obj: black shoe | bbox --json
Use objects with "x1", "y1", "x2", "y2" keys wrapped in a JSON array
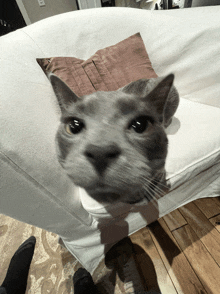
[
  {"x1": 1, "y1": 236, "x2": 36, "y2": 294},
  {"x1": 73, "y1": 268, "x2": 97, "y2": 294}
]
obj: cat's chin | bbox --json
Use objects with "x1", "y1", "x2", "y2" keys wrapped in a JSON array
[
  {"x1": 123, "y1": 198, "x2": 144, "y2": 205},
  {"x1": 89, "y1": 192, "x2": 121, "y2": 203},
  {"x1": 85, "y1": 186, "x2": 122, "y2": 203},
  {"x1": 85, "y1": 187, "x2": 145, "y2": 204}
]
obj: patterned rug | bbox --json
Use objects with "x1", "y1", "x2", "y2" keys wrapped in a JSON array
[{"x1": 0, "y1": 214, "x2": 145, "y2": 293}]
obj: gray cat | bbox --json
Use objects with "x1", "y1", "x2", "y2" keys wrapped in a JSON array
[{"x1": 49, "y1": 74, "x2": 179, "y2": 204}]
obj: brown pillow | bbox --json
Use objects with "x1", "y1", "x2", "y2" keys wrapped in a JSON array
[{"x1": 37, "y1": 33, "x2": 157, "y2": 97}]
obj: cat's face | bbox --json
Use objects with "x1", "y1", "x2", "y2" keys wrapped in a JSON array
[{"x1": 50, "y1": 74, "x2": 174, "y2": 204}]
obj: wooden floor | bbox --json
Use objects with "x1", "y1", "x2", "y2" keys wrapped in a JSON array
[
  {"x1": 1, "y1": 197, "x2": 220, "y2": 293},
  {"x1": 130, "y1": 197, "x2": 220, "y2": 294}
]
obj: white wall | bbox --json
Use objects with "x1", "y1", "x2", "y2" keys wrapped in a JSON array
[{"x1": 17, "y1": 0, "x2": 78, "y2": 24}]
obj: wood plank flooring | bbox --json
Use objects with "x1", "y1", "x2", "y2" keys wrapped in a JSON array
[
  {"x1": 130, "y1": 197, "x2": 220, "y2": 294},
  {"x1": 1, "y1": 197, "x2": 220, "y2": 293}
]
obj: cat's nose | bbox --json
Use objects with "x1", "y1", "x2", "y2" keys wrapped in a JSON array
[{"x1": 84, "y1": 144, "x2": 121, "y2": 175}]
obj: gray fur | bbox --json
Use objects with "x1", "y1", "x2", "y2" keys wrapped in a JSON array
[{"x1": 49, "y1": 74, "x2": 179, "y2": 204}]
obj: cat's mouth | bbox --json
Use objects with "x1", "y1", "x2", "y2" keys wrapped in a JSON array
[
  {"x1": 86, "y1": 188, "x2": 121, "y2": 203},
  {"x1": 79, "y1": 170, "x2": 169, "y2": 204},
  {"x1": 85, "y1": 185, "x2": 145, "y2": 204}
]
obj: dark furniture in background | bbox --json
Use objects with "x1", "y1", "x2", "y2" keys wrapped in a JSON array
[
  {"x1": 101, "y1": 0, "x2": 115, "y2": 7},
  {"x1": 0, "y1": 0, "x2": 26, "y2": 36},
  {"x1": 157, "y1": 0, "x2": 193, "y2": 9}
]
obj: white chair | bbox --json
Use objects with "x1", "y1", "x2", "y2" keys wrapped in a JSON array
[{"x1": 1, "y1": 6, "x2": 220, "y2": 273}]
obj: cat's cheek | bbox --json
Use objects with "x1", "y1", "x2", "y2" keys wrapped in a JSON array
[
  {"x1": 55, "y1": 127, "x2": 74, "y2": 160},
  {"x1": 65, "y1": 158, "x2": 102, "y2": 188},
  {"x1": 150, "y1": 159, "x2": 166, "y2": 170}
]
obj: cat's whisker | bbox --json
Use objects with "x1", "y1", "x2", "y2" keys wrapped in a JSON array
[
  {"x1": 142, "y1": 178, "x2": 165, "y2": 195},
  {"x1": 150, "y1": 182, "x2": 168, "y2": 195},
  {"x1": 145, "y1": 176, "x2": 169, "y2": 192},
  {"x1": 149, "y1": 185, "x2": 167, "y2": 199},
  {"x1": 142, "y1": 189, "x2": 153, "y2": 202},
  {"x1": 148, "y1": 188, "x2": 161, "y2": 200},
  {"x1": 142, "y1": 185, "x2": 158, "y2": 199},
  {"x1": 142, "y1": 188, "x2": 160, "y2": 208},
  {"x1": 145, "y1": 179, "x2": 165, "y2": 191},
  {"x1": 141, "y1": 182, "x2": 160, "y2": 201},
  {"x1": 141, "y1": 175, "x2": 168, "y2": 200}
]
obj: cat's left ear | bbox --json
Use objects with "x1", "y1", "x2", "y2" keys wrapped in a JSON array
[
  {"x1": 49, "y1": 73, "x2": 80, "y2": 113},
  {"x1": 147, "y1": 74, "x2": 174, "y2": 116}
]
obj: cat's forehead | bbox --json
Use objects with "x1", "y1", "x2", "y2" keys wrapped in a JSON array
[{"x1": 75, "y1": 91, "x2": 138, "y2": 117}]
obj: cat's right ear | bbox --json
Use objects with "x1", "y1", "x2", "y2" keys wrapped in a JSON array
[{"x1": 49, "y1": 73, "x2": 80, "y2": 113}]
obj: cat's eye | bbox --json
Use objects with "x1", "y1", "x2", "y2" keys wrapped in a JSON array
[
  {"x1": 66, "y1": 119, "x2": 84, "y2": 135},
  {"x1": 129, "y1": 116, "x2": 152, "y2": 133}
]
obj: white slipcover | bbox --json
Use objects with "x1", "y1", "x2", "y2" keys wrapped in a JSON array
[{"x1": 1, "y1": 6, "x2": 220, "y2": 273}]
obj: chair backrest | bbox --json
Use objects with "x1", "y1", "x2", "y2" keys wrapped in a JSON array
[{"x1": 1, "y1": 6, "x2": 220, "y2": 273}]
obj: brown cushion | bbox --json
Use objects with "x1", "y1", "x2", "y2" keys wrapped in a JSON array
[{"x1": 37, "y1": 33, "x2": 157, "y2": 97}]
